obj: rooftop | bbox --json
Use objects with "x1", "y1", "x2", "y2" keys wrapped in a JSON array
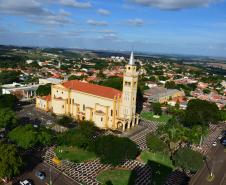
[{"x1": 62, "y1": 80, "x2": 122, "y2": 100}]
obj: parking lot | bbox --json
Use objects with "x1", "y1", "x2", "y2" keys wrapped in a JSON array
[{"x1": 16, "y1": 103, "x2": 56, "y2": 126}]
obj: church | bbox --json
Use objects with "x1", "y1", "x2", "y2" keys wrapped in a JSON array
[{"x1": 36, "y1": 52, "x2": 139, "y2": 131}]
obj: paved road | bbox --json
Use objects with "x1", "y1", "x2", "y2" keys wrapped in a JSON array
[
  {"x1": 16, "y1": 103, "x2": 56, "y2": 125},
  {"x1": 14, "y1": 162, "x2": 79, "y2": 185},
  {"x1": 190, "y1": 141, "x2": 226, "y2": 185}
]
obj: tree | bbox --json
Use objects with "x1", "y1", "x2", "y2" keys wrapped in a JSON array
[
  {"x1": 203, "y1": 88, "x2": 211, "y2": 94},
  {"x1": 152, "y1": 103, "x2": 162, "y2": 115},
  {"x1": 8, "y1": 124, "x2": 53, "y2": 149},
  {"x1": 0, "y1": 94, "x2": 18, "y2": 110},
  {"x1": 57, "y1": 121, "x2": 99, "y2": 150},
  {"x1": 68, "y1": 75, "x2": 84, "y2": 81},
  {"x1": 187, "y1": 125, "x2": 209, "y2": 145},
  {"x1": 37, "y1": 127, "x2": 53, "y2": 146},
  {"x1": 36, "y1": 83, "x2": 51, "y2": 96},
  {"x1": 183, "y1": 99, "x2": 220, "y2": 127},
  {"x1": 0, "y1": 71, "x2": 20, "y2": 84},
  {"x1": 0, "y1": 108, "x2": 17, "y2": 129},
  {"x1": 165, "y1": 81, "x2": 176, "y2": 89},
  {"x1": 99, "y1": 77, "x2": 123, "y2": 90},
  {"x1": 0, "y1": 142, "x2": 23, "y2": 179},
  {"x1": 173, "y1": 148, "x2": 203, "y2": 173},
  {"x1": 57, "y1": 115, "x2": 73, "y2": 126},
  {"x1": 94, "y1": 135, "x2": 139, "y2": 166},
  {"x1": 219, "y1": 110, "x2": 226, "y2": 121},
  {"x1": 146, "y1": 134, "x2": 169, "y2": 154}
]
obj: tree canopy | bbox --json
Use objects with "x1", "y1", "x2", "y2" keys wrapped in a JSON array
[
  {"x1": 0, "y1": 94, "x2": 18, "y2": 110},
  {"x1": 36, "y1": 83, "x2": 51, "y2": 96},
  {"x1": 173, "y1": 147, "x2": 203, "y2": 173},
  {"x1": 0, "y1": 108, "x2": 18, "y2": 129},
  {"x1": 57, "y1": 115, "x2": 73, "y2": 126},
  {"x1": 165, "y1": 81, "x2": 176, "y2": 89},
  {"x1": 146, "y1": 134, "x2": 169, "y2": 154},
  {"x1": 94, "y1": 135, "x2": 139, "y2": 166},
  {"x1": 0, "y1": 71, "x2": 20, "y2": 85},
  {"x1": 183, "y1": 99, "x2": 220, "y2": 127},
  {"x1": 57, "y1": 121, "x2": 99, "y2": 150},
  {"x1": 99, "y1": 77, "x2": 123, "y2": 91},
  {"x1": 8, "y1": 124, "x2": 53, "y2": 149},
  {"x1": 152, "y1": 103, "x2": 162, "y2": 115},
  {"x1": 0, "y1": 142, "x2": 23, "y2": 179}
]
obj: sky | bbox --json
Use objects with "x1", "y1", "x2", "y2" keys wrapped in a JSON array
[{"x1": 0, "y1": 0, "x2": 226, "y2": 57}]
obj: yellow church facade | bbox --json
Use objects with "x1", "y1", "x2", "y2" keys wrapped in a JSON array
[{"x1": 36, "y1": 52, "x2": 139, "y2": 131}]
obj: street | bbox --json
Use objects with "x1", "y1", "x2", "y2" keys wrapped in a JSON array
[
  {"x1": 14, "y1": 161, "x2": 79, "y2": 185},
  {"x1": 190, "y1": 141, "x2": 226, "y2": 185}
]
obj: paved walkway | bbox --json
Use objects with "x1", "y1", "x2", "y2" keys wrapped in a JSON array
[
  {"x1": 44, "y1": 147, "x2": 152, "y2": 185},
  {"x1": 43, "y1": 119, "x2": 160, "y2": 185},
  {"x1": 129, "y1": 120, "x2": 158, "y2": 150}
]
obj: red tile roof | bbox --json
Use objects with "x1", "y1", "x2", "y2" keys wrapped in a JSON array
[
  {"x1": 40, "y1": 95, "x2": 51, "y2": 101},
  {"x1": 62, "y1": 80, "x2": 122, "y2": 99}
]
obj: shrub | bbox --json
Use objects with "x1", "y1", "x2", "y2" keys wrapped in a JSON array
[{"x1": 146, "y1": 134, "x2": 169, "y2": 154}]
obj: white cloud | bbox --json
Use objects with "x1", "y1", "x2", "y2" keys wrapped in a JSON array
[
  {"x1": 0, "y1": 1, "x2": 73, "y2": 26},
  {"x1": 99, "y1": 30, "x2": 116, "y2": 34},
  {"x1": 0, "y1": 0, "x2": 50, "y2": 16},
  {"x1": 87, "y1": 19, "x2": 108, "y2": 26},
  {"x1": 98, "y1": 30, "x2": 118, "y2": 39},
  {"x1": 29, "y1": 13, "x2": 73, "y2": 26},
  {"x1": 97, "y1": 9, "x2": 111, "y2": 16},
  {"x1": 129, "y1": 0, "x2": 221, "y2": 10},
  {"x1": 58, "y1": 0, "x2": 92, "y2": 8},
  {"x1": 126, "y1": 18, "x2": 144, "y2": 26}
]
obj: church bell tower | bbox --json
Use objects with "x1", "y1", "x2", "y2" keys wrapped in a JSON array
[{"x1": 120, "y1": 52, "x2": 138, "y2": 122}]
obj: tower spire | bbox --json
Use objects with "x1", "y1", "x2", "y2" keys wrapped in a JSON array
[{"x1": 129, "y1": 51, "x2": 134, "y2": 65}]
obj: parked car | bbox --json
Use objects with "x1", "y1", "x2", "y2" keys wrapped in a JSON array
[
  {"x1": 221, "y1": 130, "x2": 226, "y2": 136},
  {"x1": 212, "y1": 141, "x2": 217, "y2": 147},
  {"x1": 220, "y1": 136, "x2": 226, "y2": 146},
  {"x1": 19, "y1": 180, "x2": 33, "y2": 185},
  {"x1": 218, "y1": 135, "x2": 223, "y2": 140},
  {"x1": 35, "y1": 171, "x2": 46, "y2": 180}
]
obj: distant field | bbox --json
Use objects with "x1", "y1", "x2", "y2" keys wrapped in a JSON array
[{"x1": 141, "y1": 111, "x2": 171, "y2": 124}]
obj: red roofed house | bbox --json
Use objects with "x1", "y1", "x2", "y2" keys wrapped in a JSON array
[{"x1": 36, "y1": 52, "x2": 139, "y2": 131}]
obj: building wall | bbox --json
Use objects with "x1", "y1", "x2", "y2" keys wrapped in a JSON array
[
  {"x1": 36, "y1": 97, "x2": 51, "y2": 111},
  {"x1": 120, "y1": 64, "x2": 138, "y2": 121},
  {"x1": 50, "y1": 84, "x2": 121, "y2": 129}
]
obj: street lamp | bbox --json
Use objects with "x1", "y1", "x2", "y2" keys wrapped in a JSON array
[
  {"x1": 49, "y1": 167, "x2": 52, "y2": 185},
  {"x1": 203, "y1": 156, "x2": 214, "y2": 181}
]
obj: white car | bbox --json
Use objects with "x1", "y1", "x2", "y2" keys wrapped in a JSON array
[
  {"x1": 218, "y1": 135, "x2": 223, "y2": 140},
  {"x1": 19, "y1": 180, "x2": 32, "y2": 185},
  {"x1": 212, "y1": 141, "x2": 217, "y2": 147}
]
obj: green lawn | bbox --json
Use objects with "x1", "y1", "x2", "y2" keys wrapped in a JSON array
[
  {"x1": 55, "y1": 146, "x2": 97, "y2": 163},
  {"x1": 97, "y1": 169, "x2": 135, "y2": 185},
  {"x1": 141, "y1": 111, "x2": 171, "y2": 124},
  {"x1": 140, "y1": 151, "x2": 174, "y2": 168},
  {"x1": 140, "y1": 151, "x2": 174, "y2": 185}
]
